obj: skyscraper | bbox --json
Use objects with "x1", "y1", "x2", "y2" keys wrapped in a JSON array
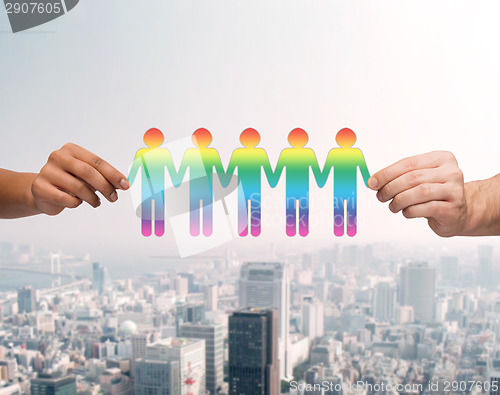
[
  {"x1": 373, "y1": 282, "x2": 396, "y2": 322},
  {"x1": 204, "y1": 284, "x2": 219, "y2": 311},
  {"x1": 175, "y1": 302, "x2": 206, "y2": 330},
  {"x1": 92, "y1": 262, "x2": 110, "y2": 295},
  {"x1": 145, "y1": 338, "x2": 206, "y2": 395},
  {"x1": 179, "y1": 322, "x2": 224, "y2": 395},
  {"x1": 17, "y1": 286, "x2": 36, "y2": 314},
  {"x1": 301, "y1": 297, "x2": 324, "y2": 340},
  {"x1": 134, "y1": 359, "x2": 180, "y2": 395},
  {"x1": 478, "y1": 245, "x2": 494, "y2": 287},
  {"x1": 399, "y1": 262, "x2": 436, "y2": 324},
  {"x1": 228, "y1": 308, "x2": 279, "y2": 395},
  {"x1": 30, "y1": 373, "x2": 76, "y2": 395},
  {"x1": 239, "y1": 262, "x2": 290, "y2": 378}
]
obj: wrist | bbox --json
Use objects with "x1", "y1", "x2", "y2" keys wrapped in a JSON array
[
  {"x1": 459, "y1": 181, "x2": 484, "y2": 236},
  {"x1": 25, "y1": 173, "x2": 42, "y2": 215}
]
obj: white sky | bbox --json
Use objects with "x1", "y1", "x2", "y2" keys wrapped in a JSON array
[{"x1": 1, "y1": 1, "x2": 500, "y2": 260}]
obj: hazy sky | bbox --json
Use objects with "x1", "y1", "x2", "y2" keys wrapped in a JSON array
[{"x1": 1, "y1": 1, "x2": 500, "y2": 261}]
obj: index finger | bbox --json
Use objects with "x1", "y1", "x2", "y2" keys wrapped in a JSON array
[
  {"x1": 63, "y1": 143, "x2": 130, "y2": 190},
  {"x1": 368, "y1": 151, "x2": 443, "y2": 190}
]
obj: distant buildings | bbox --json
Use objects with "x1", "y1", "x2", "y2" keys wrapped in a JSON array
[
  {"x1": 399, "y1": 262, "x2": 435, "y2": 324},
  {"x1": 239, "y1": 262, "x2": 291, "y2": 378},
  {"x1": 228, "y1": 308, "x2": 279, "y2": 395},
  {"x1": 17, "y1": 286, "x2": 36, "y2": 314}
]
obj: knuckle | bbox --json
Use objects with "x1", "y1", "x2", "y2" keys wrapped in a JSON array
[
  {"x1": 405, "y1": 157, "x2": 417, "y2": 172},
  {"x1": 48, "y1": 150, "x2": 62, "y2": 163},
  {"x1": 92, "y1": 155, "x2": 103, "y2": 167},
  {"x1": 62, "y1": 142, "x2": 75, "y2": 151},
  {"x1": 418, "y1": 183, "x2": 431, "y2": 197}
]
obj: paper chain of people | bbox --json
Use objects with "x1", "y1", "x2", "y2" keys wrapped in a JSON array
[{"x1": 128, "y1": 127, "x2": 370, "y2": 238}]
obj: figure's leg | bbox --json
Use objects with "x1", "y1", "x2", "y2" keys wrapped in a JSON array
[
  {"x1": 190, "y1": 196, "x2": 201, "y2": 237},
  {"x1": 202, "y1": 198, "x2": 213, "y2": 237},
  {"x1": 238, "y1": 186, "x2": 249, "y2": 236},
  {"x1": 154, "y1": 192, "x2": 165, "y2": 237},
  {"x1": 250, "y1": 192, "x2": 261, "y2": 237},
  {"x1": 333, "y1": 195, "x2": 345, "y2": 237},
  {"x1": 286, "y1": 196, "x2": 297, "y2": 237},
  {"x1": 298, "y1": 195, "x2": 309, "y2": 237},
  {"x1": 346, "y1": 193, "x2": 357, "y2": 237},
  {"x1": 141, "y1": 197, "x2": 152, "y2": 237}
]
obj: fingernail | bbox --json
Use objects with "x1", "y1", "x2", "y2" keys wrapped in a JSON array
[
  {"x1": 120, "y1": 179, "x2": 130, "y2": 190},
  {"x1": 368, "y1": 177, "x2": 378, "y2": 189},
  {"x1": 376, "y1": 192, "x2": 384, "y2": 202},
  {"x1": 110, "y1": 192, "x2": 118, "y2": 202},
  {"x1": 96, "y1": 199, "x2": 101, "y2": 208}
]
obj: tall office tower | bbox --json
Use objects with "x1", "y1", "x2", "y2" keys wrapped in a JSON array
[
  {"x1": 399, "y1": 262, "x2": 436, "y2": 324},
  {"x1": 30, "y1": 373, "x2": 76, "y2": 395},
  {"x1": 440, "y1": 256, "x2": 460, "y2": 285},
  {"x1": 179, "y1": 323, "x2": 224, "y2": 395},
  {"x1": 239, "y1": 262, "x2": 290, "y2": 379},
  {"x1": 131, "y1": 333, "x2": 150, "y2": 375},
  {"x1": 135, "y1": 359, "x2": 180, "y2": 395},
  {"x1": 17, "y1": 286, "x2": 36, "y2": 313},
  {"x1": 228, "y1": 308, "x2": 279, "y2": 395},
  {"x1": 372, "y1": 282, "x2": 396, "y2": 322},
  {"x1": 175, "y1": 302, "x2": 206, "y2": 331},
  {"x1": 145, "y1": 338, "x2": 206, "y2": 395},
  {"x1": 301, "y1": 297, "x2": 324, "y2": 340},
  {"x1": 478, "y1": 245, "x2": 494, "y2": 287},
  {"x1": 92, "y1": 262, "x2": 110, "y2": 295},
  {"x1": 488, "y1": 358, "x2": 500, "y2": 395},
  {"x1": 204, "y1": 284, "x2": 219, "y2": 311}
]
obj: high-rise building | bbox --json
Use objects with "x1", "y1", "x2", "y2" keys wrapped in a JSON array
[
  {"x1": 179, "y1": 322, "x2": 224, "y2": 395},
  {"x1": 301, "y1": 297, "x2": 324, "y2": 340},
  {"x1": 440, "y1": 256, "x2": 459, "y2": 285},
  {"x1": 132, "y1": 333, "x2": 149, "y2": 361},
  {"x1": 204, "y1": 284, "x2": 219, "y2": 311},
  {"x1": 175, "y1": 302, "x2": 205, "y2": 330},
  {"x1": 134, "y1": 359, "x2": 180, "y2": 395},
  {"x1": 373, "y1": 282, "x2": 396, "y2": 322},
  {"x1": 478, "y1": 245, "x2": 494, "y2": 287},
  {"x1": 488, "y1": 358, "x2": 500, "y2": 395},
  {"x1": 17, "y1": 286, "x2": 36, "y2": 314},
  {"x1": 239, "y1": 262, "x2": 290, "y2": 378},
  {"x1": 92, "y1": 262, "x2": 110, "y2": 295},
  {"x1": 399, "y1": 262, "x2": 435, "y2": 324},
  {"x1": 30, "y1": 373, "x2": 76, "y2": 395},
  {"x1": 145, "y1": 338, "x2": 206, "y2": 395},
  {"x1": 228, "y1": 308, "x2": 279, "y2": 395}
]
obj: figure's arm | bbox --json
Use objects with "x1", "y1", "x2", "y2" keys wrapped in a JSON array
[
  {"x1": 316, "y1": 153, "x2": 333, "y2": 188},
  {"x1": 262, "y1": 152, "x2": 275, "y2": 185},
  {"x1": 219, "y1": 154, "x2": 236, "y2": 188},
  {"x1": 1, "y1": 143, "x2": 129, "y2": 218},
  {"x1": 175, "y1": 152, "x2": 189, "y2": 188},
  {"x1": 212, "y1": 153, "x2": 231, "y2": 187},
  {"x1": 164, "y1": 151, "x2": 180, "y2": 187},
  {"x1": 267, "y1": 152, "x2": 285, "y2": 188},
  {"x1": 357, "y1": 150, "x2": 370, "y2": 187},
  {"x1": 369, "y1": 150, "x2": 500, "y2": 237},
  {"x1": 128, "y1": 152, "x2": 142, "y2": 186},
  {"x1": 310, "y1": 151, "x2": 326, "y2": 188}
]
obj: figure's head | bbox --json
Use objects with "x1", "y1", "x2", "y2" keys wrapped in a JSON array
[
  {"x1": 192, "y1": 128, "x2": 212, "y2": 148},
  {"x1": 336, "y1": 128, "x2": 357, "y2": 148},
  {"x1": 288, "y1": 128, "x2": 308, "y2": 148},
  {"x1": 143, "y1": 128, "x2": 164, "y2": 148},
  {"x1": 240, "y1": 128, "x2": 260, "y2": 148}
]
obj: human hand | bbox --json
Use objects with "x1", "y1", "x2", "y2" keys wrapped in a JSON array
[
  {"x1": 368, "y1": 151, "x2": 467, "y2": 237},
  {"x1": 31, "y1": 143, "x2": 130, "y2": 215}
]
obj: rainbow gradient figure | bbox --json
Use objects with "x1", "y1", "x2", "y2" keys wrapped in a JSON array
[
  {"x1": 321, "y1": 128, "x2": 370, "y2": 237},
  {"x1": 128, "y1": 128, "x2": 178, "y2": 237},
  {"x1": 176, "y1": 128, "x2": 226, "y2": 237},
  {"x1": 270, "y1": 128, "x2": 323, "y2": 237},
  {"x1": 223, "y1": 128, "x2": 274, "y2": 237}
]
